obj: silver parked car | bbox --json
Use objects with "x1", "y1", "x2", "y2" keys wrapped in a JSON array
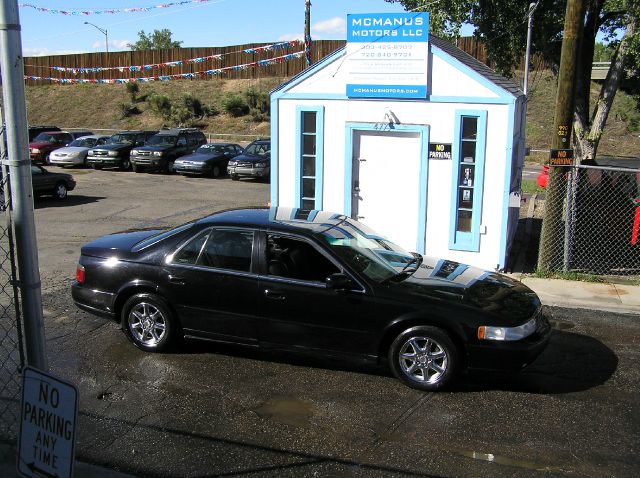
[{"x1": 49, "y1": 135, "x2": 110, "y2": 167}]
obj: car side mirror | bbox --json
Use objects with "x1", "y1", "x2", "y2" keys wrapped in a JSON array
[{"x1": 326, "y1": 273, "x2": 355, "y2": 291}]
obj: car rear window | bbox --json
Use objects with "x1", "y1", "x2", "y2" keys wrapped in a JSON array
[{"x1": 131, "y1": 222, "x2": 195, "y2": 252}]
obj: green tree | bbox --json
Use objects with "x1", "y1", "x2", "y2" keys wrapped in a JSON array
[
  {"x1": 385, "y1": 0, "x2": 640, "y2": 162},
  {"x1": 127, "y1": 29, "x2": 183, "y2": 50}
]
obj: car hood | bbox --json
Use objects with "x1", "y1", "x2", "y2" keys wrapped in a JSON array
[
  {"x1": 176, "y1": 153, "x2": 222, "y2": 163},
  {"x1": 80, "y1": 229, "x2": 163, "y2": 258},
  {"x1": 51, "y1": 147, "x2": 89, "y2": 155},
  {"x1": 389, "y1": 258, "x2": 540, "y2": 325},
  {"x1": 29, "y1": 141, "x2": 56, "y2": 149},
  {"x1": 233, "y1": 153, "x2": 269, "y2": 163},
  {"x1": 136, "y1": 145, "x2": 174, "y2": 152},
  {"x1": 92, "y1": 143, "x2": 134, "y2": 152}
]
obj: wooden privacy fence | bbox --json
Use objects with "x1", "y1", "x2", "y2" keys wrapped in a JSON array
[{"x1": 23, "y1": 37, "x2": 545, "y2": 86}]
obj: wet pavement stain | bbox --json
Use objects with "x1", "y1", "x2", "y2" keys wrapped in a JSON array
[{"x1": 253, "y1": 397, "x2": 315, "y2": 428}]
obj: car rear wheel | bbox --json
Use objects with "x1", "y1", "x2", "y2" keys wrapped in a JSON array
[
  {"x1": 388, "y1": 326, "x2": 459, "y2": 391},
  {"x1": 122, "y1": 293, "x2": 175, "y2": 352},
  {"x1": 53, "y1": 182, "x2": 68, "y2": 200}
]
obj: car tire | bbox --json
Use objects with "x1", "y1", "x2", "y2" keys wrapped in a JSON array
[
  {"x1": 122, "y1": 293, "x2": 175, "y2": 352},
  {"x1": 388, "y1": 326, "x2": 459, "y2": 391},
  {"x1": 121, "y1": 158, "x2": 131, "y2": 171},
  {"x1": 165, "y1": 159, "x2": 175, "y2": 174},
  {"x1": 231, "y1": 174, "x2": 239, "y2": 181},
  {"x1": 211, "y1": 165, "x2": 221, "y2": 178},
  {"x1": 92, "y1": 164, "x2": 102, "y2": 170},
  {"x1": 52, "y1": 182, "x2": 68, "y2": 200},
  {"x1": 132, "y1": 164, "x2": 140, "y2": 173}
]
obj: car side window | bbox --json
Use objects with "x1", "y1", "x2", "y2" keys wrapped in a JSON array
[
  {"x1": 177, "y1": 136, "x2": 187, "y2": 146},
  {"x1": 266, "y1": 234, "x2": 339, "y2": 283},
  {"x1": 173, "y1": 230, "x2": 210, "y2": 265},
  {"x1": 199, "y1": 229, "x2": 254, "y2": 272}
]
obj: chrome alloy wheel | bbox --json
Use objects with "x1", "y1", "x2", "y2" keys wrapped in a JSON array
[
  {"x1": 127, "y1": 302, "x2": 167, "y2": 347},
  {"x1": 398, "y1": 336, "x2": 448, "y2": 384}
]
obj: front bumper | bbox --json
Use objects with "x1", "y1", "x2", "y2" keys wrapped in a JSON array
[
  {"x1": 50, "y1": 156, "x2": 84, "y2": 166},
  {"x1": 228, "y1": 166, "x2": 270, "y2": 178},
  {"x1": 175, "y1": 163, "x2": 207, "y2": 175},
  {"x1": 467, "y1": 312, "x2": 552, "y2": 373},
  {"x1": 131, "y1": 157, "x2": 165, "y2": 172},
  {"x1": 87, "y1": 156, "x2": 123, "y2": 168}
]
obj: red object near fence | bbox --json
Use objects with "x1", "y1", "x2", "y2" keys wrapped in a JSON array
[{"x1": 632, "y1": 199, "x2": 640, "y2": 246}]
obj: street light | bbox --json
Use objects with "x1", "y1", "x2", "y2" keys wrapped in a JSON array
[{"x1": 84, "y1": 21, "x2": 108, "y2": 53}]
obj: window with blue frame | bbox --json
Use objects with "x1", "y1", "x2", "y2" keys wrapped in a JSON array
[
  {"x1": 296, "y1": 106, "x2": 324, "y2": 210},
  {"x1": 450, "y1": 110, "x2": 487, "y2": 251},
  {"x1": 301, "y1": 111, "x2": 317, "y2": 210}
]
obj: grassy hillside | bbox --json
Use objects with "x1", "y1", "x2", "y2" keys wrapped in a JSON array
[{"x1": 24, "y1": 71, "x2": 640, "y2": 157}]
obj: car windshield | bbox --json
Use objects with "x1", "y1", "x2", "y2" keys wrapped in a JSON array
[
  {"x1": 33, "y1": 133, "x2": 60, "y2": 143},
  {"x1": 244, "y1": 142, "x2": 269, "y2": 157},
  {"x1": 316, "y1": 217, "x2": 418, "y2": 283},
  {"x1": 196, "y1": 145, "x2": 225, "y2": 154},
  {"x1": 108, "y1": 134, "x2": 137, "y2": 144},
  {"x1": 147, "y1": 135, "x2": 178, "y2": 146},
  {"x1": 68, "y1": 138, "x2": 97, "y2": 148}
]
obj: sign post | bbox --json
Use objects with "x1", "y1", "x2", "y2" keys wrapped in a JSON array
[{"x1": 18, "y1": 367, "x2": 78, "y2": 478}]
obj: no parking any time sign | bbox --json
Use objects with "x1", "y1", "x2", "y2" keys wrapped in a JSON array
[{"x1": 18, "y1": 366, "x2": 78, "y2": 478}]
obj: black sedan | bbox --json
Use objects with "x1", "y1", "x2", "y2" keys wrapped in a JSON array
[
  {"x1": 174, "y1": 143, "x2": 243, "y2": 177},
  {"x1": 72, "y1": 207, "x2": 550, "y2": 391}
]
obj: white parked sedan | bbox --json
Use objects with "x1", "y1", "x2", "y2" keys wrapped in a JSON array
[{"x1": 49, "y1": 135, "x2": 109, "y2": 167}]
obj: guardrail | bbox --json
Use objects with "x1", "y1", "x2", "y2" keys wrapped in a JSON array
[{"x1": 591, "y1": 61, "x2": 611, "y2": 80}]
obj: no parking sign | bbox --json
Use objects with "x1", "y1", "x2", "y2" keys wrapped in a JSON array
[{"x1": 18, "y1": 367, "x2": 78, "y2": 478}]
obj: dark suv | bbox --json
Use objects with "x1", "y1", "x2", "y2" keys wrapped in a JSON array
[
  {"x1": 130, "y1": 128, "x2": 207, "y2": 173},
  {"x1": 29, "y1": 130, "x2": 93, "y2": 164},
  {"x1": 87, "y1": 130, "x2": 157, "y2": 170},
  {"x1": 227, "y1": 138, "x2": 271, "y2": 181},
  {"x1": 28, "y1": 125, "x2": 60, "y2": 142}
]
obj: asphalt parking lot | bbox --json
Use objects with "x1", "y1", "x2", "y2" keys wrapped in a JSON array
[{"x1": 3, "y1": 166, "x2": 640, "y2": 477}]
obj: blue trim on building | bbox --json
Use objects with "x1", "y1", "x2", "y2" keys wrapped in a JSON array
[
  {"x1": 449, "y1": 109, "x2": 488, "y2": 252},
  {"x1": 427, "y1": 95, "x2": 515, "y2": 105},
  {"x1": 295, "y1": 105, "x2": 325, "y2": 210},
  {"x1": 430, "y1": 45, "x2": 513, "y2": 100},
  {"x1": 270, "y1": 96, "x2": 279, "y2": 206},
  {"x1": 497, "y1": 100, "x2": 518, "y2": 270},
  {"x1": 344, "y1": 122, "x2": 429, "y2": 254}
]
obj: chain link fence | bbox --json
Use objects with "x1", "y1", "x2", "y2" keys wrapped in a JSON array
[
  {"x1": 539, "y1": 164, "x2": 640, "y2": 277},
  {"x1": 0, "y1": 137, "x2": 25, "y2": 440}
]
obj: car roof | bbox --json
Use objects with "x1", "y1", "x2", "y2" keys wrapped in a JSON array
[
  {"x1": 75, "y1": 135, "x2": 110, "y2": 140},
  {"x1": 194, "y1": 207, "x2": 348, "y2": 235}
]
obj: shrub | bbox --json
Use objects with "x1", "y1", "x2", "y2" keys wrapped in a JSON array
[
  {"x1": 223, "y1": 95, "x2": 250, "y2": 117},
  {"x1": 125, "y1": 82, "x2": 140, "y2": 103},
  {"x1": 119, "y1": 102, "x2": 140, "y2": 118},
  {"x1": 181, "y1": 94, "x2": 205, "y2": 118},
  {"x1": 147, "y1": 94, "x2": 172, "y2": 119},
  {"x1": 245, "y1": 88, "x2": 269, "y2": 114},
  {"x1": 250, "y1": 108, "x2": 268, "y2": 123}
]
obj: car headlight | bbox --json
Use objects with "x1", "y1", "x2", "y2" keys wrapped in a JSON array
[
  {"x1": 228, "y1": 161, "x2": 237, "y2": 166},
  {"x1": 31, "y1": 148, "x2": 40, "y2": 154},
  {"x1": 108, "y1": 151, "x2": 119, "y2": 157},
  {"x1": 153, "y1": 151, "x2": 163, "y2": 157},
  {"x1": 87, "y1": 150, "x2": 94, "y2": 155},
  {"x1": 255, "y1": 162, "x2": 267, "y2": 168},
  {"x1": 478, "y1": 317, "x2": 537, "y2": 341}
]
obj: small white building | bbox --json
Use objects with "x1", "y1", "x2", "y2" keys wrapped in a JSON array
[{"x1": 269, "y1": 15, "x2": 526, "y2": 271}]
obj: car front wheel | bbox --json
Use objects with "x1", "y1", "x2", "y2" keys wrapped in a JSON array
[
  {"x1": 388, "y1": 326, "x2": 459, "y2": 391},
  {"x1": 122, "y1": 293, "x2": 175, "y2": 352},
  {"x1": 53, "y1": 182, "x2": 68, "y2": 200},
  {"x1": 121, "y1": 158, "x2": 131, "y2": 170},
  {"x1": 211, "y1": 165, "x2": 221, "y2": 178}
]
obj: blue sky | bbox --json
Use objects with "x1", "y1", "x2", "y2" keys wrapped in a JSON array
[{"x1": 19, "y1": 0, "x2": 414, "y2": 56}]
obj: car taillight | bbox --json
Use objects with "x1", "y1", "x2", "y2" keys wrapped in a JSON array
[{"x1": 76, "y1": 264, "x2": 85, "y2": 284}]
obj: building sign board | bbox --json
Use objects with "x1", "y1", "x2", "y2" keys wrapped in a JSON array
[
  {"x1": 549, "y1": 149, "x2": 574, "y2": 166},
  {"x1": 18, "y1": 366, "x2": 78, "y2": 478},
  {"x1": 428, "y1": 143, "x2": 452, "y2": 160},
  {"x1": 346, "y1": 12, "x2": 429, "y2": 99}
]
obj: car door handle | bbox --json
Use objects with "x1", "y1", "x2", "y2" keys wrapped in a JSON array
[
  {"x1": 168, "y1": 275, "x2": 186, "y2": 286},
  {"x1": 264, "y1": 289, "x2": 285, "y2": 300}
]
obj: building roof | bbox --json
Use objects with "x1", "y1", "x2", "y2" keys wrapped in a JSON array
[{"x1": 272, "y1": 35, "x2": 523, "y2": 98}]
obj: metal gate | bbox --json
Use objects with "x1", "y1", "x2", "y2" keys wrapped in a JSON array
[{"x1": 0, "y1": 131, "x2": 25, "y2": 440}]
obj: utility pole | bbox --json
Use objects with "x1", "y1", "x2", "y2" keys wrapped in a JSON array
[
  {"x1": 0, "y1": 1, "x2": 48, "y2": 371},
  {"x1": 305, "y1": 0, "x2": 312, "y2": 66},
  {"x1": 523, "y1": 1, "x2": 539, "y2": 96},
  {"x1": 537, "y1": 0, "x2": 586, "y2": 272}
]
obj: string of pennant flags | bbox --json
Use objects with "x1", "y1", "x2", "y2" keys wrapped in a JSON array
[
  {"x1": 19, "y1": 1, "x2": 212, "y2": 15},
  {"x1": 25, "y1": 40, "x2": 302, "y2": 75},
  {"x1": 25, "y1": 51, "x2": 305, "y2": 84}
]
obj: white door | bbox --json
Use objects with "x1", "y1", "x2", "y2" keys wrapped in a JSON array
[{"x1": 351, "y1": 130, "x2": 423, "y2": 251}]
